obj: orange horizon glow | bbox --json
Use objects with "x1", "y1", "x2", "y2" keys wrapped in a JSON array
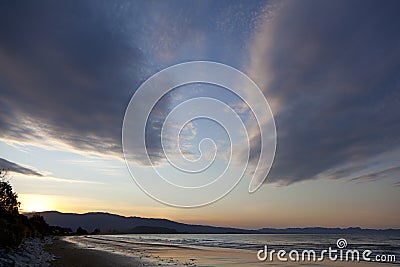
[{"x1": 16, "y1": 193, "x2": 399, "y2": 230}]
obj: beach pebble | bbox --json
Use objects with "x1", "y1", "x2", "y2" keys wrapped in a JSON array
[{"x1": 0, "y1": 238, "x2": 55, "y2": 267}]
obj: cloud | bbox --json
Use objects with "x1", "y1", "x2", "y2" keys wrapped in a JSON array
[
  {"x1": 0, "y1": 158, "x2": 42, "y2": 176},
  {"x1": 0, "y1": 1, "x2": 150, "y2": 159},
  {"x1": 0, "y1": 1, "x2": 217, "y2": 163},
  {"x1": 3, "y1": 0, "x2": 398, "y2": 189},
  {"x1": 19, "y1": 174, "x2": 105, "y2": 185},
  {"x1": 0, "y1": 1, "x2": 264, "y2": 165},
  {"x1": 349, "y1": 166, "x2": 400, "y2": 184},
  {"x1": 247, "y1": 0, "x2": 400, "y2": 185}
]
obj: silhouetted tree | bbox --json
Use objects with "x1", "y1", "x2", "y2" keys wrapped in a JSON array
[
  {"x1": 29, "y1": 214, "x2": 50, "y2": 237},
  {"x1": 76, "y1": 226, "x2": 88, "y2": 235},
  {"x1": 0, "y1": 169, "x2": 20, "y2": 215},
  {"x1": 91, "y1": 228, "x2": 101, "y2": 235},
  {"x1": 0, "y1": 169, "x2": 65, "y2": 248},
  {"x1": 49, "y1": 225, "x2": 73, "y2": 235},
  {"x1": 0, "y1": 169, "x2": 25, "y2": 248}
]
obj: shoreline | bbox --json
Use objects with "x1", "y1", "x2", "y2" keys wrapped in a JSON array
[
  {"x1": 44, "y1": 235, "x2": 398, "y2": 267},
  {"x1": 45, "y1": 237, "x2": 150, "y2": 267}
]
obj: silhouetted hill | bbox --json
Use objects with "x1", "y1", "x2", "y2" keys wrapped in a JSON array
[
  {"x1": 26, "y1": 211, "x2": 400, "y2": 235},
  {"x1": 130, "y1": 226, "x2": 178, "y2": 234},
  {"x1": 259, "y1": 227, "x2": 400, "y2": 234},
  {"x1": 28, "y1": 211, "x2": 258, "y2": 234}
]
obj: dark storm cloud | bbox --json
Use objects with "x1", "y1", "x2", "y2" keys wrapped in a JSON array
[
  {"x1": 0, "y1": 1, "x2": 148, "y2": 157},
  {"x1": 0, "y1": 158, "x2": 42, "y2": 176},
  {"x1": 251, "y1": 0, "x2": 400, "y2": 185}
]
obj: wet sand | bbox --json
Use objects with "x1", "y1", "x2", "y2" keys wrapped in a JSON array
[
  {"x1": 150, "y1": 245, "x2": 397, "y2": 267},
  {"x1": 46, "y1": 236, "x2": 397, "y2": 267},
  {"x1": 46, "y1": 237, "x2": 149, "y2": 267}
]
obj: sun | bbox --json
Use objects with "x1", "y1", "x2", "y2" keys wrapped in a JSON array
[
  {"x1": 19, "y1": 194, "x2": 53, "y2": 213},
  {"x1": 24, "y1": 202, "x2": 46, "y2": 213}
]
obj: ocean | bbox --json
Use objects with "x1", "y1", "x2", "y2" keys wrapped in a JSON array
[{"x1": 68, "y1": 233, "x2": 400, "y2": 266}]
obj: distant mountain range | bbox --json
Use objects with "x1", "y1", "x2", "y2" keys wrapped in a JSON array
[
  {"x1": 28, "y1": 211, "x2": 400, "y2": 235},
  {"x1": 29, "y1": 211, "x2": 257, "y2": 234}
]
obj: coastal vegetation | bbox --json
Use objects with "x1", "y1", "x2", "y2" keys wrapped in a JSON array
[{"x1": 0, "y1": 169, "x2": 69, "y2": 249}]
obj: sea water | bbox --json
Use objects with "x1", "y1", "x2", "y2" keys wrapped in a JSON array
[{"x1": 69, "y1": 233, "x2": 400, "y2": 266}]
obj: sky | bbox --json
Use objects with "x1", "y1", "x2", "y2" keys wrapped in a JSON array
[{"x1": 0, "y1": 0, "x2": 399, "y2": 229}]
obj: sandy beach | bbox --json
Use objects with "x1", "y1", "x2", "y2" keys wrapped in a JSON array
[
  {"x1": 46, "y1": 237, "x2": 149, "y2": 267},
  {"x1": 44, "y1": 236, "x2": 397, "y2": 267}
]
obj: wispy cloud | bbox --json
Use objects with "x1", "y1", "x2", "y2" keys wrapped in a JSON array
[
  {"x1": 245, "y1": 0, "x2": 400, "y2": 185},
  {"x1": 22, "y1": 175, "x2": 105, "y2": 185},
  {"x1": 0, "y1": 158, "x2": 42, "y2": 176},
  {"x1": 349, "y1": 166, "x2": 400, "y2": 184}
]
